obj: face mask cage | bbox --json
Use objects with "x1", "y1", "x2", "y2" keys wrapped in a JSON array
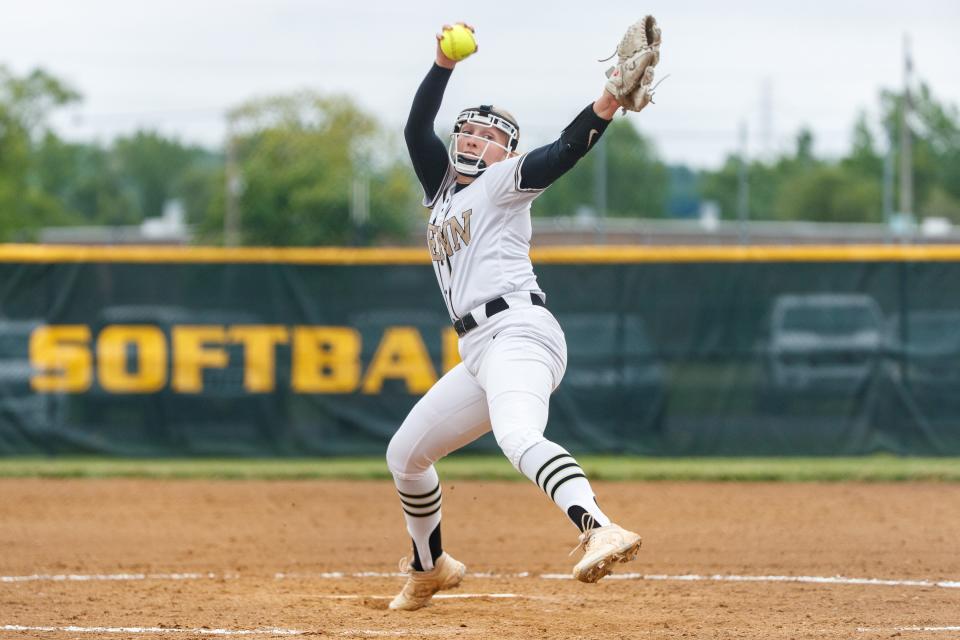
[{"x1": 447, "y1": 107, "x2": 520, "y2": 176}]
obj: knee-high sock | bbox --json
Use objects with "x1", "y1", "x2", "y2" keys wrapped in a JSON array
[
  {"x1": 392, "y1": 465, "x2": 443, "y2": 571},
  {"x1": 518, "y1": 440, "x2": 611, "y2": 532}
]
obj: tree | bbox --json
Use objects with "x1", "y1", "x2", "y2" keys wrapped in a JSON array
[
  {"x1": 211, "y1": 92, "x2": 418, "y2": 246},
  {"x1": 33, "y1": 130, "x2": 222, "y2": 228},
  {"x1": 842, "y1": 111, "x2": 883, "y2": 178},
  {"x1": 2, "y1": 68, "x2": 219, "y2": 237},
  {"x1": 33, "y1": 134, "x2": 139, "y2": 225},
  {"x1": 774, "y1": 165, "x2": 882, "y2": 222},
  {"x1": 794, "y1": 127, "x2": 816, "y2": 166},
  {"x1": 701, "y1": 124, "x2": 884, "y2": 223},
  {"x1": 177, "y1": 159, "x2": 223, "y2": 234},
  {"x1": 0, "y1": 66, "x2": 81, "y2": 239},
  {"x1": 112, "y1": 131, "x2": 219, "y2": 220},
  {"x1": 881, "y1": 83, "x2": 960, "y2": 222},
  {"x1": 532, "y1": 119, "x2": 668, "y2": 218},
  {"x1": 700, "y1": 154, "x2": 781, "y2": 221},
  {"x1": 699, "y1": 83, "x2": 960, "y2": 225}
]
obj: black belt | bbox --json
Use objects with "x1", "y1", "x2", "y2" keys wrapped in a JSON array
[{"x1": 453, "y1": 292, "x2": 546, "y2": 337}]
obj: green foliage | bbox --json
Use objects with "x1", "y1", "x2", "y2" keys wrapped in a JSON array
[
  {"x1": 843, "y1": 111, "x2": 883, "y2": 178},
  {"x1": 4, "y1": 62, "x2": 959, "y2": 240},
  {"x1": 701, "y1": 155, "x2": 770, "y2": 221},
  {"x1": 774, "y1": 164, "x2": 882, "y2": 222},
  {"x1": 882, "y1": 84, "x2": 960, "y2": 222},
  {"x1": 177, "y1": 159, "x2": 223, "y2": 232},
  {"x1": 113, "y1": 131, "x2": 217, "y2": 219},
  {"x1": 0, "y1": 65, "x2": 222, "y2": 238},
  {"x1": 701, "y1": 84, "x2": 960, "y2": 224},
  {"x1": 0, "y1": 66, "x2": 82, "y2": 239},
  {"x1": 31, "y1": 130, "x2": 222, "y2": 227},
  {"x1": 0, "y1": 66, "x2": 80, "y2": 134},
  {"x1": 218, "y1": 93, "x2": 418, "y2": 246},
  {"x1": 769, "y1": 127, "x2": 884, "y2": 223},
  {"x1": 532, "y1": 119, "x2": 668, "y2": 218},
  {"x1": 34, "y1": 134, "x2": 137, "y2": 225}
]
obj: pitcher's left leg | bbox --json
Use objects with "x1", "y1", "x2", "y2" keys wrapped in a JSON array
[{"x1": 477, "y1": 333, "x2": 641, "y2": 583}]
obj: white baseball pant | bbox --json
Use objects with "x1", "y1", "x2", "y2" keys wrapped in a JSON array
[{"x1": 386, "y1": 305, "x2": 566, "y2": 477}]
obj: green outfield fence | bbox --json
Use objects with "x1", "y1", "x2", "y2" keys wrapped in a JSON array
[{"x1": 1, "y1": 244, "x2": 959, "y2": 457}]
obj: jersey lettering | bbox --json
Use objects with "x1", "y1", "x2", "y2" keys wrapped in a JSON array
[
  {"x1": 446, "y1": 209, "x2": 472, "y2": 251},
  {"x1": 426, "y1": 209, "x2": 472, "y2": 261},
  {"x1": 426, "y1": 223, "x2": 446, "y2": 260},
  {"x1": 424, "y1": 157, "x2": 544, "y2": 322}
]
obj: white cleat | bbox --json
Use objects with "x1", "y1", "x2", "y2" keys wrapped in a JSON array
[
  {"x1": 571, "y1": 523, "x2": 642, "y2": 583},
  {"x1": 388, "y1": 552, "x2": 466, "y2": 611}
]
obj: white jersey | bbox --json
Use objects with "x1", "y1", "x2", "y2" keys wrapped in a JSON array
[{"x1": 424, "y1": 154, "x2": 545, "y2": 322}]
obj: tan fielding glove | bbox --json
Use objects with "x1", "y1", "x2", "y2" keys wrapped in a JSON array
[{"x1": 604, "y1": 15, "x2": 662, "y2": 112}]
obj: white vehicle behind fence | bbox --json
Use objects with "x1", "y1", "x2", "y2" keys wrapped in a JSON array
[
  {"x1": 767, "y1": 294, "x2": 883, "y2": 391},
  {"x1": 883, "y1": 310, "x2": 960, "y2": 386}
]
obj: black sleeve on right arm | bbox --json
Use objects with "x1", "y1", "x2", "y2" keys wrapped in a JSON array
[
  {"x1": 404, "y1": 64, "x2": 454, "y2": 202},
  {"x1": 517, "y1": 103, "x2": 612, "y2": 191}
]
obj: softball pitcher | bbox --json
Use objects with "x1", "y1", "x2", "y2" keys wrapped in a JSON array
[{"x1": 386, "y1": 18, "x2": 662, "y2": 611}]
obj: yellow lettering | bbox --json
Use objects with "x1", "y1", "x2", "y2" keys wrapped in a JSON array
[
  {"x1": 228, "y1": 325, "x2": 289, "y2": 393},
  {"x1": 442, "y1": 327, "x2": 461, "y2": 374},
  {"x1": 97, "y1": 325, "x2": 167, "y2": 393},
  {"x1": 292, "y1": 327, "x2": 361, "y2": 393},
  {"x1": 30, "y1": 325, "x2": 92, "y2": 392},
  {"x1": 172, "y1": 326, "x2": 228, "y2": 393},
  {"x1": 361, "y1": 327, "x2": 437, "y2": 394}
]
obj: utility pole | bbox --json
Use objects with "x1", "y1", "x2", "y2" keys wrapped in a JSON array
[
  {"x1": 350, "y1": 173, "x2": 370, "y2": 246},
  {"x1": 898, "y1": 34, "x2": 914, "y2": 223},
  {"x1": 350, "y1": 140, "x2": 372, "y2": 246},
  {"x1": 737, "y1": 120, "x2": 750, "y2": 244},
  {"x1": 224, "y1": 121, "x2": 242, "y2": 247},
  {"x1": 882, "y1": 120, "x2": 895, "y2": 234},
  {"x1": 594, "y1": 135, "x2": 607, "y2": 244},
  {"x1": 759, "y1": 77, "x2": 773, "y2": 161}
]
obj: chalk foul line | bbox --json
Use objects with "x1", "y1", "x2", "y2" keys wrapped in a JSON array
[
  {"x1": 275, "y1": 571, "x2": 960, "y2": 590},
  {"x1": 311, "y1": 593, "x2": 523, "y2": 600},
  {"x1": 1, "y1": 572, "x2": 220, "y2": 583},
  {"x1": 857, "y1": 627, "x2": 960, "y2": 633},
  {"x1": 3, "y1": 571, "x2": 958, "y2": 590},
  {"x1": 0, "y1": 625, "x2": 302, "y2": 636},
  {"x1": 5, "y1": 621, "x2": 959, "y2": 637},
  {"x1": 541, "y1": 573, "x2": 960, "y2": 589}
]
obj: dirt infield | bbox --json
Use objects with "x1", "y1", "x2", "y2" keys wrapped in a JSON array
[{"x1": 1, "y1": 479, "x2": 958, "y2": 639}]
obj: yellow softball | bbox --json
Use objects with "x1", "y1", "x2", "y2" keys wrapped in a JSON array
[{"x1": 440, "y1": 24, "x2": 477, "y2": 62}]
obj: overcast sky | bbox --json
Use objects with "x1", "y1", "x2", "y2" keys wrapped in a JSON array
[{"x1": 2, "y1": 0, "x2": 958, "y2": 168}]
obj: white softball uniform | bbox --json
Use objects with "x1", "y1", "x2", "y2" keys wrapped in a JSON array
[
  {"x1": 386, "y1": 155, "x2": 568, "y2": 476},
  {"x1": 425, "y1": 156, "x2": 545, "y2": 324},
  {"x1": 392, "y1": 67, "x2": 620, "y2": 571}
]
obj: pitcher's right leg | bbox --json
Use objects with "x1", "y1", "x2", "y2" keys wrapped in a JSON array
[{"x1": 385, "y1": 362, "x2": 490, "y2": 610}]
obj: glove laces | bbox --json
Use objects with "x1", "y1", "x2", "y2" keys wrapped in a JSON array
[
  {"x1": 598, "y1": 49, "x2": 617, "y2": 63},
  {"x1": 644, "y1": 73, "x2": 672, "y2": 107},
  {"x1": 599, "y1": 41, "x2": 659, "y2": 63}
]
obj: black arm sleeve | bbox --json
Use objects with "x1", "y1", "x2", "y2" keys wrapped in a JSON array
[
  {"x1": 518, "y1": 103, "x2": 612, "y2": 191},
  {"x1": 404, "y1": 64, "x2": 454, "y2": 202}
]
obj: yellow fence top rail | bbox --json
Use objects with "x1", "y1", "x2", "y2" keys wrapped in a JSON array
[{"x1": 2, "y1": 244, "x2": 960, "y2": 264}]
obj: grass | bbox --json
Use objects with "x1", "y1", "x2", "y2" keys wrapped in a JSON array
[{"x1": 0, "y1": 455, "x2": 957, "y2": 481}]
